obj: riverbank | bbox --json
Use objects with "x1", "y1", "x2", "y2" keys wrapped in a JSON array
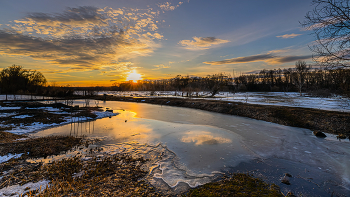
[
  {"x1": 0, "y1": 101, "x2": 117, "y2": 134},
  {"x1": 89, "y1": 95, "x2": 350, "y2": 137},
  {"x1": 0, "y1": 132, "x2": 284, "y2": 196}
]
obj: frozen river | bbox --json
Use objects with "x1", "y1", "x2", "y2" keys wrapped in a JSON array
[{"x1": 32, "y1": 101, "x2": 350, "y2": 196}]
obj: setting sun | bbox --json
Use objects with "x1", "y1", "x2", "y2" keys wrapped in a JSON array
[{"x1": 126, "y1": 70, "x2": 142, "y2": 83}]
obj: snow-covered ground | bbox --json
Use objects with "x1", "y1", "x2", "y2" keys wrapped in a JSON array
[
  {"x1": 0, "y1": 104, "x2": 118, "y2": 135},
  {"x1": 0, "y1": 154, "x2": 23, "y2": 164},
  {"x1": 0, "y1": 95, "x2": 53, "y2": 101},
  {"x1": 95, "y1": 91, "x2": 350, "y2": 113},
  {"x1": 0, "y1": 180, "x2": 49, "y2": 197}
]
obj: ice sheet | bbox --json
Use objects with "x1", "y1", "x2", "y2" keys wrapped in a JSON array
[{"x1": 30, "y1": 101, "x2": 350, "y2": 195}]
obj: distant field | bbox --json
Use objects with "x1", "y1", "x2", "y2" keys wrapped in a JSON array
[{"x1": 84, "y1": 91, "x2": 350, "y2": 113}]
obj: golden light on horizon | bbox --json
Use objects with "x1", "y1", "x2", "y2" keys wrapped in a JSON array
[{"x1": 126, "y1": 70, "x2": 142, "y2": 83}]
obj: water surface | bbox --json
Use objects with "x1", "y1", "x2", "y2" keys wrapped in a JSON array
[{"x1": 32, "y1": 101, "x2": 350, "y2": 196}]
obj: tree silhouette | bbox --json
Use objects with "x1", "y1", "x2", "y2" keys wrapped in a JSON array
[
  {"x1": 294, "y1": 60, "x2": 309, "y2": 95},
  {"x1": 302, "y1": 0, "x2": 350, "y2": 68},
  {"x1": 0, "y1": 65, "x2": 47, "y2": 96}
]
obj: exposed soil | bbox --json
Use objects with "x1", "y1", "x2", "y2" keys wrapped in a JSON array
[{"x1": 88, "y1": 95, "x2": 350, "y2": 136}]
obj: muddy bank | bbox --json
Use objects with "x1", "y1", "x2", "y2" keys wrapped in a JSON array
[
  {"x1": 0, "y1": 134, "x2": 161, "y2": 196},
  {"x1": 88, "y1": 95, "x2": 350, "y2": 136},
  {"x1": 0, "y1": 133, "x2": 283, "y2": 196}
]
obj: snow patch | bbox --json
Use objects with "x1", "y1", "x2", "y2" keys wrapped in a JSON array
[
  {"x1": 0, "y1": 153, "x2": 23, "y2": 164},
  {"x1": 0, "y1": 180, "x2": 49, "y2": 197},
  {"x1": 12, "y1": 115, "x2": 33, "y2": 119},
  {"x1": 2, "y1": 111, "x2": 118, "y2": 134}
]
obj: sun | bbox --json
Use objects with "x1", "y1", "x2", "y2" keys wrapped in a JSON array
[{"x1": 126, "y1": 70, "x2": 142, "y2": 83}]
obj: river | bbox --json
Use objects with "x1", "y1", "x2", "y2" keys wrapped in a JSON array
[{"x1": 31, "y1": 100, "x2": 350, "y2": 196}]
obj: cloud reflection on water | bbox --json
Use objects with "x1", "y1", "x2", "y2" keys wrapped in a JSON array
[{"x1": 181, "y1": 131, "x2": 231, "y2": 145}]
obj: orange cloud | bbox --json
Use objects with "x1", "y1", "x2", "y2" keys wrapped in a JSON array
[
  {"x1": 152, "y1": 64, "x2": 171, "y2": 70},
  {"x1": 276, "y1": 33, "x2": 302, "y2": 39},
  {"x1": 0, "y1": 6, "x2": 163, "y2": 71},
  {"x1": 158, "y1": 2, "x2": 183, "y2": 11},
  {"x1": 179, "y1": 36, "x2": 230, "y2": 50}
]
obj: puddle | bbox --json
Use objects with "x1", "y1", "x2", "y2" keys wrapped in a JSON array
[{"x1": 30, "y1": 101, "x2": 350, "y2": 195}]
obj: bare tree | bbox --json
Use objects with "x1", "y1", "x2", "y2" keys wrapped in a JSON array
[
  {"x1": 302, "y1": 0, "x2": 350, "y2": 68},
  {"x1": 207, "y1": 73, "x2": 230, "y2": 97},
  {"x1": 294, "y1": 61, "x2": 309, "y2": 96}
]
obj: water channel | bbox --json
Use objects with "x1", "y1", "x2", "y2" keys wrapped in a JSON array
[{"x1": 31, "y1": 100, "x2": 350, "y2": 196}]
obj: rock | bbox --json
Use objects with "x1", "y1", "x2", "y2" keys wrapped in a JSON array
[
  {"x1": 336, "y1": 134, "x2": 346, "y2": 139},
  {"x1": 281, "y1": 178, "x2": 290, "y2": 185},
  {"x1": 285, "y1": 173, "x2": 292, "y2": 177},
  {"x1": 281, "y1": 176, "x2": 290, "y2": 185},
  {"x1": 313, "y1": 131, "x2": 327, "y2": 138},
  {"x1": 286, "y1": 191, "x2": 297, "y2": 197}
]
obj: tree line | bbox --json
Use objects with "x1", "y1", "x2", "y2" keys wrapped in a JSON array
[
  {"x1": 1, "y1": 62, "x2": 350, "y2": 98},
  {"x1": 234, "y1": 61, "x2": 350, "y2": 96},
  {"x1": 113, "y1": 73, "x2": 233, "y2": 97},
  {"x1": 113, "y1": 61, "x2": 350, "y2": 97}
]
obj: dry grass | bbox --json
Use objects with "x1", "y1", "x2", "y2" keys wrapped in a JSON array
[
  {"x1": 186, "y1": 173, "x2": 282, "y2": 197},
  {"x1": 0, "y1": 131, "x2": 25, "y2": 143},
  {"x1": 22, "y1": 155, "x2": 161, "y2": 197}
]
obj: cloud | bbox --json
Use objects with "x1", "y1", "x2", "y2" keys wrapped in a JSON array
[
  {"x1": 158, "y1": 2, "x2": 183, "y2": 11},
  {"x1": 267, "y1": 55, "x2": 313, "y2": 64},
  {"x1": 204, "y1": 54, "x2": 275, "y2": 65},
  {"x1": 204, "y1": 53, "x2": 312, "y2": 65},
  {"x1": 152, "y1": 64, "x2": 170, "y2": 70},
  {"x1": 276, "y1": 33, "x2": 302, "y2": 39},
  {"x1": 179, "y1": 36, "x2": 230, "y2": 50},
  {"x1": 303, "y1": 17, "x2": 345, "y2": 31},
  {"x1": 0, "y1": 6, "x2": 163, "y2": 71},
  {"x1": 99, "y1": 62, "x2": 142, "y2": 77}
]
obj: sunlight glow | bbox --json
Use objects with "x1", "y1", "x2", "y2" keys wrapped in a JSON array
[{"x1": 126, "y1": 70, "x2": 142, "y2": 83}]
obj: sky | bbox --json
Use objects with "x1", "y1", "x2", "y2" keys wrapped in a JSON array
[{"x1": 0, "y1": 0, "x2": 316, "y2": 86}]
